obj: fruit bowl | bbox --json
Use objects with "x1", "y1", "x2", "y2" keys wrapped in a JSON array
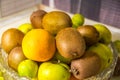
[
  {"x1": 0, "y1": 6, "x2": 119, "y2": 80},
  {"x1": 0, "y1": 42, "x2": 118, "y2": 80}
]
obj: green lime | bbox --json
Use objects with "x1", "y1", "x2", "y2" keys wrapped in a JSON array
[
  {"x1": 18, "y1": 23, "x2": 33, "y2": 34},
  {"x1": 0, "y1": 77, "x2": 4, "y2": 80},
  {"x1": 18, "y1": 59, "x2": 38, "y2": 78},
  {"x1": 72, "y1": 13, "x2": 84, "y2": 28}
]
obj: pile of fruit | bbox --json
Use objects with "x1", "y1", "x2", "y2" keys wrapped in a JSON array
[{"x1": 0, "y1": 10, "x2": 118, "y2": 80}]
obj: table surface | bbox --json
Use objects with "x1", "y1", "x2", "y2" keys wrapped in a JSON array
[{"x1": 0, "y1": 5, "x2": 120, "y2": 80}]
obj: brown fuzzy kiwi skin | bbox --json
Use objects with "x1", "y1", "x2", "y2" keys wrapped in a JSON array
[
  {"x1": 56, "y1": 28, "x2": 86, "y2": 60},
  {"x1": 42, "y1": 11, "x2": 72, "y2": 35},
  {"x1": 77, "y1": 25, "x2": 99, "y2": 46},
  {"x1": 1, "y1": 28, "x2": 24, "y2": 53},
  {"x1": 8, "y1": 46, "x2": 26, "y2": 71},
  {"x1": 71, "y1": 51, "x2": 101, "y2": 80},
  {"x1": 30, "y1": 10, "x2": 47, "y2": 29},
  {"x1": 113, "y1": 57, "x2": 120, "y2": 76}
]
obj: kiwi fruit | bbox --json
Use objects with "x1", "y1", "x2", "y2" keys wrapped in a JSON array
[
  {"x1": 71, "y1": 51, "x2": 101, "y2": 80},
  {"x1": 113, "y1": 57, "x2": 120, "y2": 76},
  {"x1": 8, "y1": 46, "x2": 26, "y2": 71},
  {"x1": 30, "y1": 10, "x2": 47, "y2": 28},
  {"x1": 56, "y1": 27, "x2": 86, "y2": 60},
  {"x1": 1, "y1": 28, "x2": 24, "y2": 53},
  {"x1": 42, "y1": 11, "x2": 72, "y2": 35},
  {"x1": 77, "y1": 25, "x2": 99, "y2": 46},
  {"x1": 70, "y1": 74, "x2": 79, "y2": 80}
]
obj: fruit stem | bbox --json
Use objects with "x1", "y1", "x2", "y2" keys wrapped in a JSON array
[
  {"x1": 72, "y1": 68, "x2": 80, "y2": 75},
  {"x1": 57, "y1": 60, "x2": 61, "y2": 63},
  {"x1": 72, "y1": 52, "x2": 78, "y2": 57}
]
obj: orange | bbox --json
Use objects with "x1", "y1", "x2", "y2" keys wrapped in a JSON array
[{"x1": 22, "y1": 29, "x2": 56, "y2": 62}]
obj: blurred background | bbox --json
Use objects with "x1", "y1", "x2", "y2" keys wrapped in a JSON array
[
  {"x1": 0, "y1": 0, "x2": 120, "y2": 28},
  {"x1": 0, "y1": 0, "x2": 120, "y2": 80}
]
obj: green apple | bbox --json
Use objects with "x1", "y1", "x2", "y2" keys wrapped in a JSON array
[
  {"x1": 0, "y1": 71, "x2": 3, "y2": 76},
  {"x1": 52, "y1": 51, "x2": 71, "y2": 64},
  {"x1": 72, "y1": 13, "x2": 84, "y2": 28},
  {"x1": 113, "y1": 40, "x2": 120, "y2": 54},
  {"x1": 88, "y1": 43, "x2": 113, "y2": 72},
  {"x1": 0, "y1": 77, "x2": 4, "y2": 80},
  {"x1": 31, "y1": 77, "x2": 38, "y2": 80},
  {"x1": 18, "y1": 59, "x2": 38, "y2": 78},
  {"x1": 18, "y1": 23, "x2": 33, "y2": 34},
  {"x1": 93, "y1": 24, "x2": 112, "y2": 45},
  {"x1": 0, "y1": 71, "x2": 4, "y2": 80},
  {"x1": 38, "y1": 62, "x2": 71, "y2": 80}
]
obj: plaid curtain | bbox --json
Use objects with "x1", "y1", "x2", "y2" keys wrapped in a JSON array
[
  {"x1": 99, "y1": 0, "x2": 120, "y2": 28},
  {"x1": 42, "y1": 0, "x2": 120, "y2": 28}
]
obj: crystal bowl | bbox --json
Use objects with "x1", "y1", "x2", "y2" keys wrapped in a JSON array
[{"x1": 0, "y1": 42, "x2": 118, "y2": 80}]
